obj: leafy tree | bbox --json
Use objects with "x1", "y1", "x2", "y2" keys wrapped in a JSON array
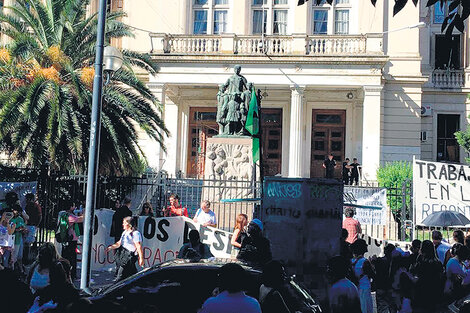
[
  {"x1": 0, "y1": 0, "x2": 168, "y2": 175},
  {"x1": 377, "y1": 161, "x2": 413, "y2": 226},
  {"x1": 455, "y1": 127, "x2": 470, "y2": 163},
  {"x1": 298, "y1": 0, "x2": 468, "y2": 36}
]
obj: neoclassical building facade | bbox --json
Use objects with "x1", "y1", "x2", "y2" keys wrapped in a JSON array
[{"x1": 88, "y1": 0, "x2": 470, "y2": 181}]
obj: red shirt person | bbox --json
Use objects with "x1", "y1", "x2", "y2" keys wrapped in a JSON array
[
  {"x1": 342, "y1": 207, "x2": 361, "y2": 244},
  {"x1": 163, "y1": 194, "x2": 188, "y2": 217}
]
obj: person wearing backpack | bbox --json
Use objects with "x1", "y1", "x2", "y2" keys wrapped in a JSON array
[
  {"x1": 56, "y1": 200, "x2": 83, "y2": 280},
  {"x1": 351, "y1": 238, "x2": 375, "y2": 313}
]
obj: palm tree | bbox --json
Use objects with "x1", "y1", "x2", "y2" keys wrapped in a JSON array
[{"x1": 0, "y1": 0, "x2": 168, "y2": 175}]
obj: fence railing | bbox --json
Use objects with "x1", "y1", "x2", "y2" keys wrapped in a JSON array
[
  {"x1": 0, "y1": 167, "x2": 261, "y2": 245},
  {"x1": 306, "y1": 35, "x2": 367, "y2": 55},
  {"x1": 431, "y1": 69, "x2": 465, "y2": 88},
  {"x1": 2, "y1": 165, "x2": 413, "y2": 244},
  {"x1": 356, "y1": 179, "x2": 413, "y2": 241},
  {"x1": 150, "y1": 33, "x2": 383, "y2": 56}
]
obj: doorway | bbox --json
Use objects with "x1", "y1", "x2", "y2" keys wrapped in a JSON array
[
  {"x1": 310, "y1": 109, "x2": 346, "y2": 178},
  {"x1": 261, "y1": 108, "x2": 282, "y2": 176},
  {"x1": 187, "y1": 108, "x2": 218, "y2": 178}
]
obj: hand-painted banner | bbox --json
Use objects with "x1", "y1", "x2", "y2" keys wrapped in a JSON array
[
  {"x1": 344, "y1": 186, "x2": 388, "y2": 225},
  {"x1": 73, "y1": 209, "x2": 233, "y2": 271},
  {"x1": 0, "y1": 181, "x2": 37, "y2": 210},
  {"x1": 413, "y1": 159, "x2": 470, "y2": 225}
]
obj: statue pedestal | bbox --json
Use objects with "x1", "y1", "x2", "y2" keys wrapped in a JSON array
[
  {"x1": 202, "y1": 137, "x2": 259, "y2": 222},
  {"x1": 204, "y1": 136, "x2": 256, "y2": 181}
]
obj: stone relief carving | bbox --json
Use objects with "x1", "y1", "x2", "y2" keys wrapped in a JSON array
[{"x1": 205, "y1": 143, "x2": 252, "y2": 181}]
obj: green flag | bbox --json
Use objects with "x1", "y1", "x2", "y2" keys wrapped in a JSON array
[
  {"x1": 245, "y1": 88, "x2": 260, "y2": 163},
  {"x1": 245, "y1": 88, "x2": 259, "y2": 135}
]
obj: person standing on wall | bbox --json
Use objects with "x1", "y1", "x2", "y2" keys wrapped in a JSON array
[
  {"x1": 342, "y1": 158, "x2": 351, "y2": 185},
  {"x1": 106, "y1": 216, "x2": 144, "y2": 281},
  {"x1": 323, "y1": 154, "x2": 337, "y2": 179},
  {"x1": 110, "y1": 197, "x2": 133, "y2": 280},
  {"x1": 349, "y1": 158, "x2": 361, "y2": 185}
]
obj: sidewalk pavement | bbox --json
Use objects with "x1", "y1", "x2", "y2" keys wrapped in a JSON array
[{"x1": 73, "y1": 267, "x2": 116, "y2": 290}]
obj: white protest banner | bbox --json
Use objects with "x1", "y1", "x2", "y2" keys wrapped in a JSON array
[
  {"x1": 74, "y1": 209, "x2": 233, "y2": 271},
  {"x1": 183, "y1": 218, "x2": 234, "y2": 259},
  {"x1": 344, "y1": 186, "x2": 388, "y2": 225},
  {"x1": 0, "y1": 181, "x2": 37, "y2": 209},
  {"x1": 413, "y1": 158, "x2": 470, "y2": 225}
]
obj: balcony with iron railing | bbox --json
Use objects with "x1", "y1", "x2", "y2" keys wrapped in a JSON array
[{"x1": 149, "y1": 33, "x2": 384, "y2": 59}]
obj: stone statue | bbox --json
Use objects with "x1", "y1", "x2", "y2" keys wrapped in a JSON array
[
  {"x1": 216, "y1": 84, "x2": 228, "y2": 134},
  {"x1": 240, "y1": 82, "x2": 253, "y2": 135},
  {"x1": 216, "y1": 65, "x2": 250, "y2": 135}
]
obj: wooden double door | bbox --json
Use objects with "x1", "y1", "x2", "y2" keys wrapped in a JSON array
[{"x1": 310, "y1": 110, "x2": 346, "y2": 178}]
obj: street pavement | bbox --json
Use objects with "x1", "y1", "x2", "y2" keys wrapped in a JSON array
[{"x1": 73, "y1": 267, "x2": 116, "y2": 290}]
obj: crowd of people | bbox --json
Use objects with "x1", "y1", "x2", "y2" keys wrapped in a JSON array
[
  {"x1": 332, "y1": 227, "x2": 470, "y2": 313},
  {"x1": 0, "y1": 191, "x2": 42, "y2": 276},
  {"x1": 0, "y1": 190, "x2": 279, "y2": 313}
]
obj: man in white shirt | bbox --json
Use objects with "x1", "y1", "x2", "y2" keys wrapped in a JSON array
[{"x1": 193, "y1": 200, "x2": 217, "y2": 228}]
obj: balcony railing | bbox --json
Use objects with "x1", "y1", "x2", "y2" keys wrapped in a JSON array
[
  {"x1": 431, "y1": 69, "x2": 464, "y2": 88},
  {"x1": 151, "y1": 33, "x2": 383, "y2": 56},
  {"x1": 307, "y1": 35, "x2": 366, "y2": 55}
]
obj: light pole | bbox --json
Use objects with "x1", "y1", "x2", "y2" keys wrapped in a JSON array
[{"x1": 80, "y1": 0, "x2": 123, "y2": 290}]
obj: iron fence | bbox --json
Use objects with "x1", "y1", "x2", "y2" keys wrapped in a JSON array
[
  {"x1": 0, "y1": 166, "x2": 261, "y2": 245},
  {"x1": 1, "y1": 164, "x2": 415, "y2": 245},
  {"x1": 356, "y1": 179, "x2": 413, "y2": 241}
]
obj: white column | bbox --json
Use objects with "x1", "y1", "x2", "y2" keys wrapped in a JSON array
[
  {"x1": 141, "y1": 83, "x2": 166, "y2": 171},
  {"x1": 288, "y1": 86, "x2": 305, "y2": 177},
  {"x1": 162, "y1": 95, "x2": 180, "y2": 176},
  {"x1": 179, "y1": 102, "x2": 189, "y2": 176},
  {"x1": 361, "y1": 86, "x2": 383, "y2": 181}
]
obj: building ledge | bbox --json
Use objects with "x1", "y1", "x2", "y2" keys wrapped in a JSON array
[{"x1": 150, "y1": 53, "x2": 389, "y2": 66}]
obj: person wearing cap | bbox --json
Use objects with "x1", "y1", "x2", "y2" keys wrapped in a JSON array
[{"x1": 237, "y1": 219, "x2": 272, "y2": 266}]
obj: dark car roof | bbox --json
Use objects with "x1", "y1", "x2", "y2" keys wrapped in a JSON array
[
  {"x1": 90, "y1": 258, "x2": 322, "y2": 313},
  {"x1": 95, "y1": 258, "x2": 261, "y2": 296}
]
